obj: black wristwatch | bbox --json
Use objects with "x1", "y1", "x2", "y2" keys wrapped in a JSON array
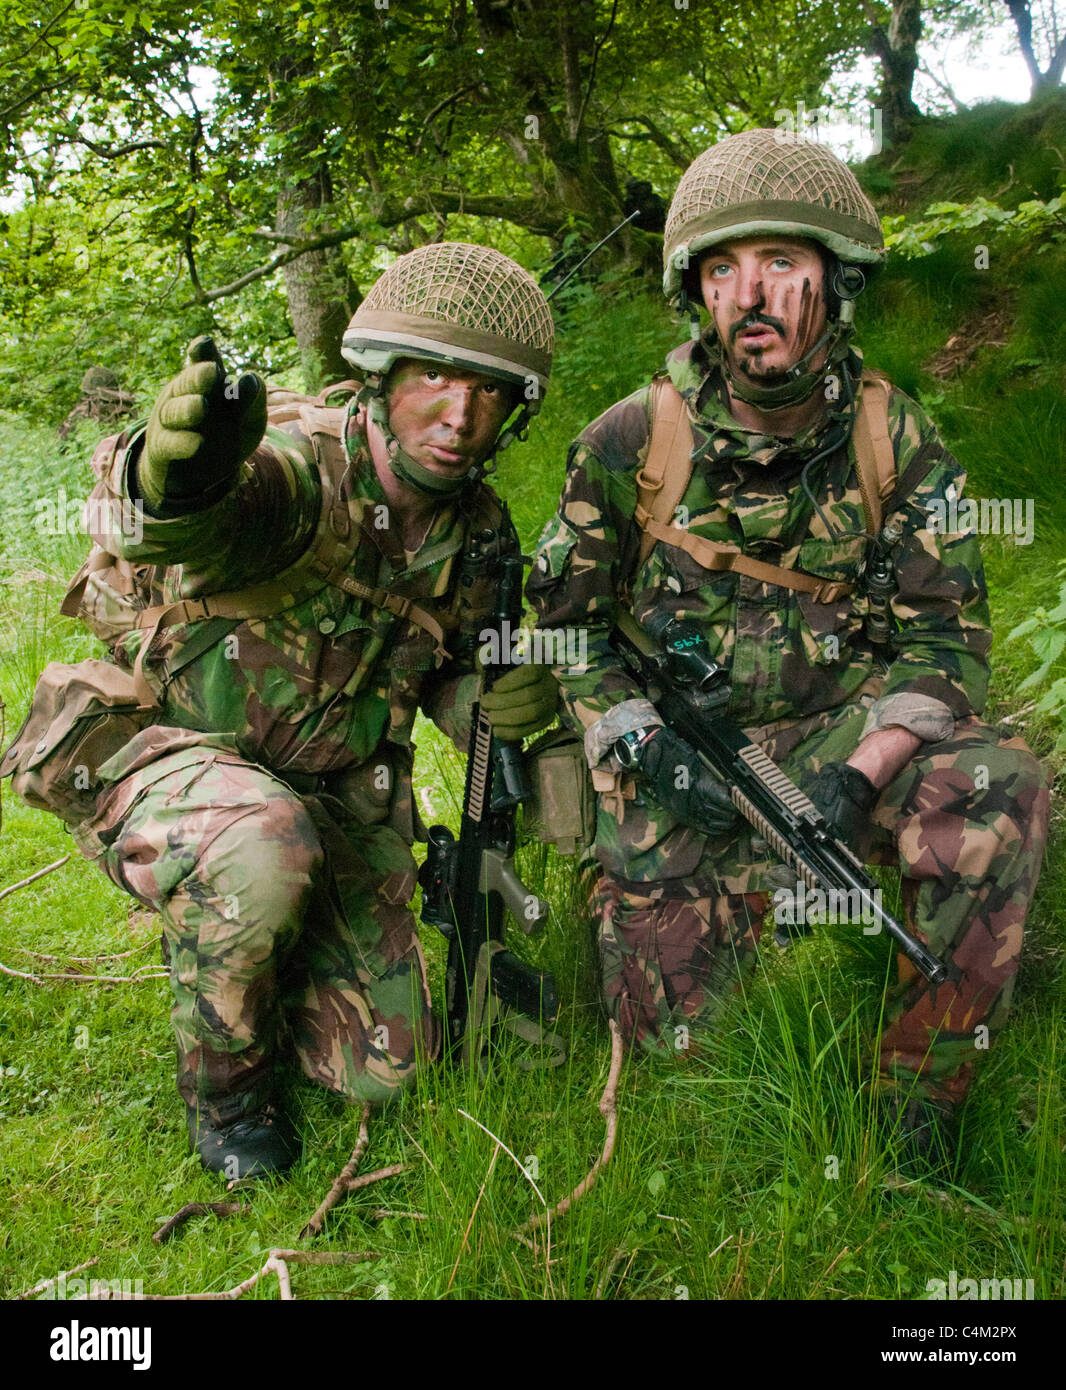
[{"x1": 614, "y1": 727, "x2": 659, "y2": 771}]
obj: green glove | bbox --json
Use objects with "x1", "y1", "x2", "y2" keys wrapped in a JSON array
[
  {"x1": 480, "y1": 662, "x2": 558, "y2": 742},
  {"x1": 140, "y1": 336, "x2": 267, "y2": 514}
]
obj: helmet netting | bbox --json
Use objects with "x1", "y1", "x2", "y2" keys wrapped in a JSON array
[{"x1": 357, "y1": 243, "x2": 554, "y2": 357}]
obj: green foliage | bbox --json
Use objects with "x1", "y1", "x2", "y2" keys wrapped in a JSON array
[
  {"x1": 872, "y1": 92, "x2": 1066, "y2": 207},
  {"x1": 1007, "y1": 563, "x2": 1066, "y2": 754},
  {"x1": 883, "y1": 191, "x2": 1066, "y2": 259},
  {"x1": 0, "y1": 0, "x2": 876, "y2": 419}
]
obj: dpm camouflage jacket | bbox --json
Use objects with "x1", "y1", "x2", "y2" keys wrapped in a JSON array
[
  {"x1": 88, "y1": 403, "x2": 507, "y2": 836},
  {"x1": 526, "y1": 337, "x2": 992, "y2": 894}
]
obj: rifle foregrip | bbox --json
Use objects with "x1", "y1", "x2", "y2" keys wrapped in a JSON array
[{"x1": 479, "y1": 848, "x2": 549, "y2": 935}]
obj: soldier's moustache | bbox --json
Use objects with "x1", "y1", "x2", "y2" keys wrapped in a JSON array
[{"x1": 729, "y1": 312, "x2": 784, "y2": 344}]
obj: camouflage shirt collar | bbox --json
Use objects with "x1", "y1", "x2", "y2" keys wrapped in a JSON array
[{"x1": 664, "y1": 337, "x2": 865, "y2": 461}]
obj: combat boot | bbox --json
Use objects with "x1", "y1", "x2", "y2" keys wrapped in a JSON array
[{"x1": 187, "y1": 1103, "x2": 297, "y2": 1179}]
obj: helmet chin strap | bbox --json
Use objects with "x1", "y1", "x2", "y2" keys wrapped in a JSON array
[
  {"x1": 724, "y1": 314, "x2": 854, "y2": 412},
  {"x1": 364, "y1": 390, "x2": 472, "y2": 499}
]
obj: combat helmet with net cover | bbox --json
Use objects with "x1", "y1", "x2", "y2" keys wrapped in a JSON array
[
  {"x1": 342, "y1": 242, "x2": 554, "y2": 497},
  {"x1": 663, "y1": 128, "x2": 885, "y2": 410}
]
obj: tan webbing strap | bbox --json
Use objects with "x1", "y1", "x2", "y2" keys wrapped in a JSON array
[
  {"x1": 132, "y1": 613, "x2": 164, "y2": 708},
  {"x1": 311, "y1": 562, "x2": 456, "y2": 661},
  {"x1": 312, "y1": 380, "x2": 362, "y2": 407},
  {"x1": 634, "y1": 377, "x2": 694, "y2": 575},
  {"x1": 852, "y1": 371, "x2": 896, "y2": 538},
  {"x1": 641, "y1": 518, "x2": 853, "y2": 601},
  {"x1": 130, "y1": 566, "x2": 456, "y2": 664},
  {"x1": 59, "y1": 548, "x2": 113, "y2": 619},
  {"x1": 634, "y1": 372, "x2": 900, "y2": 598}
]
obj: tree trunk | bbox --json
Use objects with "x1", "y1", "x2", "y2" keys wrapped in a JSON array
[
  {"x1": 867, "y1": 0, "x2": 923, "y2": 148},
  {"x1": 1004, "y1": 0, "x2": 1066, "y2": 96},
  {"x1": 276, "y1": 172, "x2": 361, "y2": 391}
]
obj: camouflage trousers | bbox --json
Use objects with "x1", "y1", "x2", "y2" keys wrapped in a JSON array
[
  {"x1": 74, "y1": 745, "x2": 438, "y2": 1127},
  {"x1": 595, "y1": 716, "x2": 1050, "y2": 1106}
]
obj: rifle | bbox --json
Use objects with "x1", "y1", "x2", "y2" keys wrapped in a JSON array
[
  {"x1": 612, "y1": 610, "x2": 955, "y2": 986},
  {"x1": 419, "y1": 516, "x2": 561, "y2": 1063}
]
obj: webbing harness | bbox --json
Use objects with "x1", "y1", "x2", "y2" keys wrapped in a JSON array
[{"x1": 632, "y1": 370, "x2": 897, "y2": 604}]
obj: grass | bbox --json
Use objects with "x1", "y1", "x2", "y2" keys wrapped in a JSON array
[{"x1": 2, "y1": 115, "x2": 1066, "y2": 1301}]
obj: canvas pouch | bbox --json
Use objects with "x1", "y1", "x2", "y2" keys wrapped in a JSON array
[
  {"x1": 1, "y1": 660, "x2": 151, "y2": 826},
  {"x1": 521, "y1": 727, "x2": 596, "y2": 855}
]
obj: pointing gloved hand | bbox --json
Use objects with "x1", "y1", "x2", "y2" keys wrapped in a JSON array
[
  {"x1": 634, "y1": 726, "x2": 739, "y2": 837},
  {"x1": 140, "y1": 336, "x2": 267, "y2": 514},
  {"x1": 480, "y1": 662, "x2": 559, "y2": 742},
  {"x1": 806, "y1": 761, "x2": 878, "y2": 852}
]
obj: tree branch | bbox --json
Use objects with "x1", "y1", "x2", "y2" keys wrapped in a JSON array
[
  {"x1": 4, "y1": 0, "x2": 78, "y2": 67},
  {"x1": 917, "y1": 59, "x2": 964, "y2": 113},
  {"x1": 0, "y1": 79, "x2": 69, "y2": 122},
  {"x1": 414, "y1": 83, "x2": 480, "y2": 155},
  {"x1": 1047, "y1": 34, "x2": 1066, "y2": 86},
  {"x1": 575, "y1": 0, "x2": 619, "y2": 138},
  {"x1": 558, "y1": 8, "x2": 584, "y2": 142},
  {"x1": 1004, "y1": 0, "x2": 1042, "y2": 88},
  {"x1": 862, "y1": 1, "x2": 891, "y2": 62},
  {"x1": 182, "y1": 191, "x2": 558, "y2": 307},
  {"x1": 618, "y1": 114, "x2": 692, "y2": 170},
  {"x1": 68, "y1": 135, "x2": 169, "y2": 158}
]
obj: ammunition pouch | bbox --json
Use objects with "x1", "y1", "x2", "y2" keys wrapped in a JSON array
[
  {"x1": 521, "y1": 727, "x2": 596, "y2": 855},
  {"x1": 1, "y1": 660, "x2": 152, "y2": 826}
]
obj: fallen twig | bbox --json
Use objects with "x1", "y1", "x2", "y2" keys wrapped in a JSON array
[
  {"x1": 15, "y1": 939, "x2": 156, "y2": 965},
  {"x1": 152, "y1": 1201, "x2": 245, "y2": 1244},
  {"x1": 594, "y1": 1242, "x2": 630, "y2": 1300},
  {"x1": 18, "y1": 1256, "x2": 98, "y2": 1300},
  {"x1": 343, "y1": 1163, "x2": 412, "y2": 1193},
  {"x1": 0, "y1": 855, "x2": 71, "y2": 904},
  {"x1": 272, "y1": 1249, "x2": 382, "y2": 1265},
  {"x1": 518, "y1": 1018, "x2": 624, "y2": 1233},
  {"x1": 1, "y1": 856, "x2": 165, "y2": 983},
  {"x1": 300, "y1": 1102, "x2": 371, "y2": 1238},
  {"x1": 299, "y1": 1107, "x2": 411, "y2": 1237},
  {"x1": 997, "y1": 701, "x2": 1036, "y2": 727},
  {"x1": 370, "y1": 1209, "x2": 428, "y2": 1221},
  {"x1": 269, "y1": 1253, "x2": 293, "y2": 1301},
  {"x1": 85, "y1": 1248, "x2": 383, "y2": 1300},
  {"x1": 0, "y1": 957, "x2": 166, "y2": 984}
]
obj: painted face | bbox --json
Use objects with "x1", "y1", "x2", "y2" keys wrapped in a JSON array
[
  {"x1": 697, "y1": 236, "x2": 829, "y2": 385},
  {"x1": 385, "y1": 359, "x2": 514, "y2": 478}
]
